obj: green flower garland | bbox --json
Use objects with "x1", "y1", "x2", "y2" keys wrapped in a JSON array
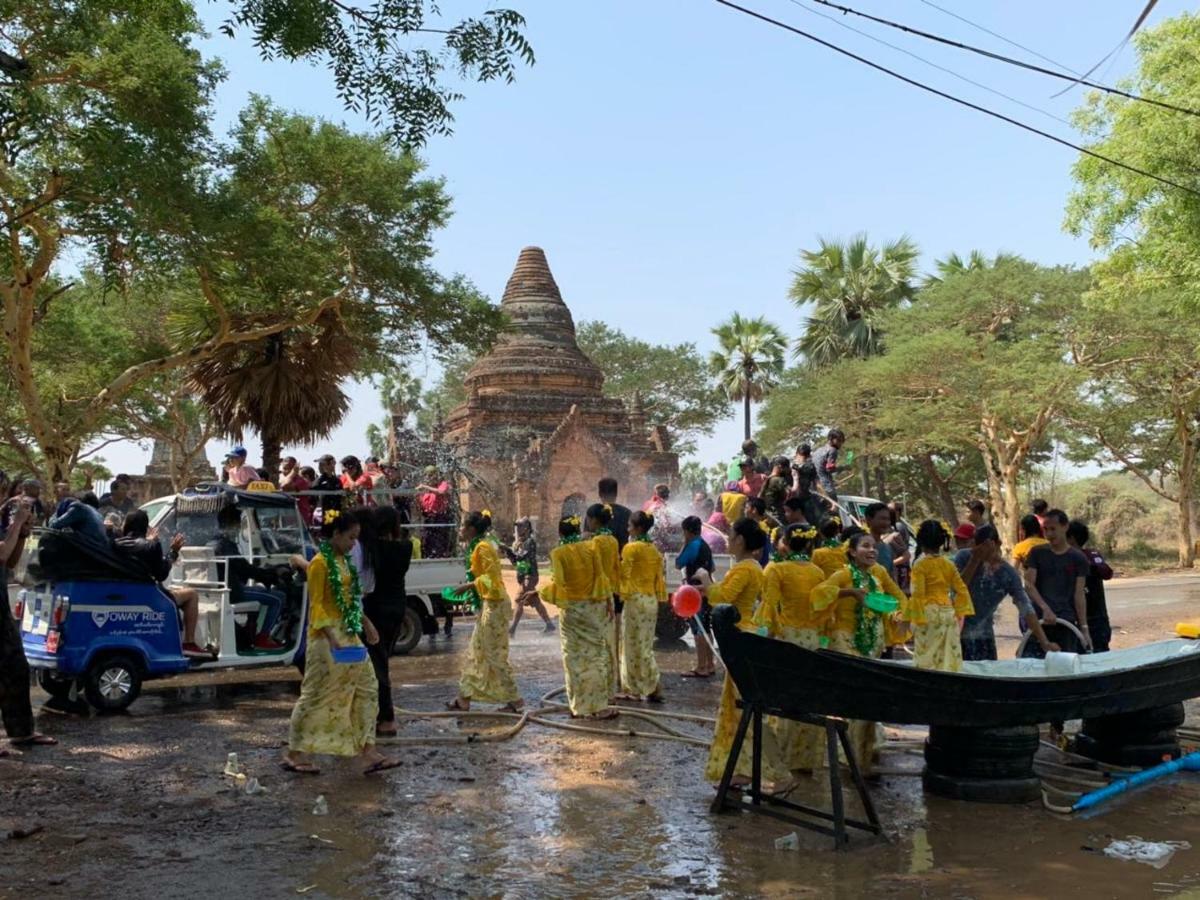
[
  {"x1": 319, "y1": 541, "x2": 363, "y2": 633},
  {"x1": 596, "y1": 527, "x2": 613, "y2": 536},
  {"x1": 849, "y1": 563, "x2": 881, "y2": 657},
  {"x1": 823, "y1": 539, "x2": 841, "y2": 549},
  {"x1": 632, "y1": 533, "x2": 653, "y2": 544},
  {"x1": 460, "y1": 537, "x2": 483, "y2": 611},
  {"x1": 771, "y1": 551, "x2": 809, "y2": 563},
  {"x1": 515, "y1": 560, "x2": 533, "y2": 577},
  {"x1": 559, "y1": 534, "x2": 582, "y2": 545}
]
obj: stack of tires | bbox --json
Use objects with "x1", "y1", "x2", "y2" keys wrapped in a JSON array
[
  {"x1": 1075, "y1": 703, "x2": 1184, "y2": 768},
  {"x1": 923, "y1": 725, "x2": 1042, "y2": 803}
]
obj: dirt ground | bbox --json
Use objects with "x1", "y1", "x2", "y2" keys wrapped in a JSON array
[{"x1": 5, "y1": 574, "x2": 1200, "y2": 899}]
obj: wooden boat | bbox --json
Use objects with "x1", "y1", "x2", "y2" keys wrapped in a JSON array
[{"x1": 712, "y1": 605, "x2": 1200, "y2": 728}]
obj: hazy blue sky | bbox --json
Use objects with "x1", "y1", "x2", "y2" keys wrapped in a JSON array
[{"x1": 99, "y1": 0, "x2": 1191, "y2": 480}]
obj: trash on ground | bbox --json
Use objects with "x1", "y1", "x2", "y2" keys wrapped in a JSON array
[
  {"x1": 223, "y1": 753, "x2": 242, "y2": 777},
  {"x1": 243, "y1": 777, "x2": 266, "y2": 795},
  {"x1": 7, "y1": 825, "x2": 44, "y2": 840},
  {"x1": 312, "y1": 795, "x2": 328, "y2": 815},
  {"x1": 774, "y1": 832, "x2": 800, "y2": 851},
  {"x1": 1103, "y1": 837, "x2": 1191, "y2": 868}
]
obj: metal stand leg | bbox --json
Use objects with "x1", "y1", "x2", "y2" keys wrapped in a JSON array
[
  {"x1": 837, "y1": 721, "x2": 881, "y2": 831},
  {"x1": 751, "y1": 707, "x2": 763, "y2": 806},
  {"x1": 711, "y1": 705, "x2": 753, "y2": 814},
  {"x1": 826, "y1": 721, "x2": 847, "y2": 847}
]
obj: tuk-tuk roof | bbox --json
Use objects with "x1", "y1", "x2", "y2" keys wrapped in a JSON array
[{"x1": 176, "y1": 482, "x2": 298, "y2": 514}]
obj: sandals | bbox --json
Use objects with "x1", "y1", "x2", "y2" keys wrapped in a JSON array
[
  {"x1": 10, "y1": 734, "x2": 57, "y2": 747},
  {"x1": 646, "y1": 693, "x2": 665, "y2": 705},
  {"x1": 498, "y1": 702, "x2": 525, "y2": 714},
  {"x1": 363, "y1": 757, "x2": 402, "y2": 775},
  {"x1": 280, "y1": 760, "x2": 320, "y2": 775},
  {"x1": 680, "y1": 670, "x2": 715, "y2": 679},
  {"x1": 445, "y1": 698, "x2": 470, "y2": 712},
  {"x1": 589, "y1": 709, "x2": 619, "y2": 721}
]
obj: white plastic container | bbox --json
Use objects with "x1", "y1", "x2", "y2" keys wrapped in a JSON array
[{"x1": 1045, "y1": 651, "x2": 1080, "y2": 676}]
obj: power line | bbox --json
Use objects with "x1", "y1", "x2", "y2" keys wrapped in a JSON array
[
  {"x1": 810, "y1": 0, "x2": 1200, "y2": 119},
  {"x1": 712, "y1": 0, "x2": 1200, "y2": 199},
  {"x1": 916, "y1": 0, "x2": 1081, "y2": 75},
  {"x1": 785, "y1": 0, "x2": 1071, "y2": 127},
  {"x1": 1049, "y1": 0, "x2": 1161, "y2": 98}
]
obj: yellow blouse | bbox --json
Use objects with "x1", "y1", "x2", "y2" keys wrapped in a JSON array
[
  {"x1": 811, "y1": 543, "x2": 848, "y2": 578},
  {"x1": 620, "y1": 539, "x2": 667, "y2": 600},
  {"x1": 1012, "y1": 536, "x2": 1048, "y2": 569},
  {"x1": 708, "y1": 558, "x2": 764, "y2": 633},
  {"x1": 470, "y1": 539, "x2": 509, "y2": 603},
  {"x1": 905, "y1": 554, "x2": 973, "y2": 624},
  {"x1": 812, "y1": 563, "x2": 906, "y2": 636},
  {"x1": 590, "y1": 533, "x2": 621, "y2": 598},
  {"x1": 539, "y1": 540, "x2": 605, "y2": 605},
  {"x1": 307, "y1": 552, "x2": 362, "y2": 644},
  {"x1": 754, "y1": 559, "x2": 831, "y2": 634},
  {"x1": 720, "y1": 491, "x2": 748, "y2": 523}
]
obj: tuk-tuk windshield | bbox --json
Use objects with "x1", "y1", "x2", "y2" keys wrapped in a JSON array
[{"x1": 255, "y1": 507, "x2": 310, "y2": 556}]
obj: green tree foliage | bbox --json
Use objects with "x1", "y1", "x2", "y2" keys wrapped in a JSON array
[
  {"x1": 576, "y1": 321, "x2": 717, "y2": 456},
  {"x1": 218, "y1": 1, "x2": 534, "y2": 145},
  {"x1": 709, "y1": 313, "x2": 787, "y2": 441},
  {"x1": 790, "y1": 234, "x2": 918, "y2": 368},
  {"x1": 1064, "y1": 13, "x2": 1200, "y2": 309}
]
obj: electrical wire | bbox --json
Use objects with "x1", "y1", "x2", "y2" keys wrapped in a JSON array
[
  {"x1": 1049, "y1": 0, "x2": 1160, "y2": 98},
  {"x1": 712, "y1": 0, "x2": 1200, "y2": 199},
  {"x1": 810, "y1": 0, "x2": 1200, "y2": 119},
  {"x1": 916, "y1": 0, "x2": 1082, "y2": 75},
  {"x1": 785, "y1": 0, "x2": 1071, "y2": 127}
]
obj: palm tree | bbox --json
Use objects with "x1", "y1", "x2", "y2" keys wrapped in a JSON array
[
  {"x1": 709, "y1": 314, "x2": 787, "y2": 441},
  {"x1": 790, "y1": 234, "x2": 918, "y2": 368},
  {"x1": 188, "y1": 312, "x2": 358, "y2": 473},
  {"x1": 923, "y1": 250, "x2": 1017, "y2": 287},
  {"x1": 365, "y1": 369, "x2": 424, "y2": 460}
]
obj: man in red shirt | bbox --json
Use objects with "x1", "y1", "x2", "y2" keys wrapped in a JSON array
[
  {"x1": 278, "y1": 456, "x2": 313, "y2": 522},
  {"x1": 340, "y1": 455, "x2": 374, "y2": 504},
  {"x1": 736, "y1": 459, "x2": 765, "y2": 498},
  {"x1": 416, "y1": 466, "x2": 453, "y2": 559}
]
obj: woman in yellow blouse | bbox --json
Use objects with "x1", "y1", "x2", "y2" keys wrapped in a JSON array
[
  {"x1": 284, "y1": 512, "x2": 398, "y2": 775},
  {"x1": 812, "y1": 532, "x2": 906, "y2": 777},
  {"x1": 755, "y1": 524, "x2": 831, "y2": 772},
  {"x1": 1011, "y1": 515, "x2": 1048, "y2": 569},
  {"x1": 697, "y1": 518, "x2": 791, "y2": 787},
  {"x1": 810, "y1": 517, "x2": 849, "y2": 578},
  {"x1": 904, "y1": 520, "x2": 974, "y2": 673},
  {"x1": 587, "y1": 503, "x2": 621, "y2": 694},
  {"x1": 538, "y1": 515, "x2": 615, "y2": 719},
  {"x1": 618, "y1": 511, "x2": 667, "y2": 702},
  {"x1": 447, "y1": 511, "x2": 523, "y2": 713}
]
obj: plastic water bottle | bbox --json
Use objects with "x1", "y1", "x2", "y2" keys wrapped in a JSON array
[
  {"x1": 223, "y1": 753, "x2": 241, "y2": 777},
  {"x1": 243, "y1": 777, "x2": 265, "y2": 796},
  {"x1": 312, "y1": 795, "x2": 328, "y2": 816}
]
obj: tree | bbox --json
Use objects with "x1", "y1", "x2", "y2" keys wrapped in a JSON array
[
  {"x1": 218, "y1": 1, "x2": 534, "y2": 145},
  {"x1": 709, "y1": 314, "x2": 787, "y2": 442},
  {"x1": 117, "y1": 371, "x2": 218, "y2": 491},
  {"x1": 790, "y1": 234, "x2": 918, "y2": 368},
  {"x1": 1064, "y1": 13, "x2": 1200, "y2": 310},
  {"x1": 576, "y1": 321, "x2": 718, "y2": 455},
  {"x1": 678, "y1": 460, "x2": 727, "y2": 496},
  {"x1": 861, "y1": 258, "x2": 1095, "y2": 544},
  {"x1": 366, "y1": 368, "x2": 424, "y2": 459},
  {"x1": 1068, "y1": 297, "x2": 1200, "y2": 567}
]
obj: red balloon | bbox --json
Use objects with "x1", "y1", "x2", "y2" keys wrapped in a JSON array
[{"x1": 672, "y1": 584, "x2": 702, "y2": 618}]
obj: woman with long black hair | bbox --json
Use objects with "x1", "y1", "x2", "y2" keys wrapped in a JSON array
[{"x1": 364, "y1": 506, "x2": 412, "y2": 737}]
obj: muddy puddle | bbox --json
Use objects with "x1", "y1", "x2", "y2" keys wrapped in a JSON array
[{"x1": 6, "y1": 620, "x2": 1200, "y2": 899}]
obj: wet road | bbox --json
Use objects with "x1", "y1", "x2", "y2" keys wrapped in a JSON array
[{"x1": 5, "y1": 574, "x2": 1200, "y2": 898}]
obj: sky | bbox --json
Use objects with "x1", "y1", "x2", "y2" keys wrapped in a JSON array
[{"x1": 96, "y1": 0, "x2": 1192, "y2": 479}]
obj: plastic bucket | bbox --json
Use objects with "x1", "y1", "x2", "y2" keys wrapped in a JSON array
[{"x1": 331, "y1": 644, "x2": 368, "y2": 665}]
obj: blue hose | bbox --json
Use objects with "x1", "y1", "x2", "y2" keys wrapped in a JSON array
[{"x1": 1072, "y1": 750, "x2": 1200, "y2": 811}]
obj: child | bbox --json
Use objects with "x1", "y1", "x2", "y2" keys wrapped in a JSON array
[
  {"x1": 810, "y1": 516, "x2": 846, "y2": 577},
  {"x1": 755, "y1": 523, "x2": 830, "y2": 772},
  {"x1": 284, "y1": 511, "x2": 399, "y2": 775},
  {"x1": 812, "y1": 532, "x2": 906, "y2": 776},
  {"x1": 744, "y1": 497, "x2": 773, "y2": 565},
  {"x1": 618, "y1": 511, "x2": 667, "y2": 702},
  {"x1": 905, "y1": 520, "x2": 974, "y2": 673},
  {"x1": 677, "y1": 515, "x2": 717, "y2": 679},
  {"x1": 446, "y1": 511, "x2": 524, "y2": 713},
  {"x1": 537, "y1": 516, "x2": 614, "y2": 719},
  {"x1": 587, "y1": 503, "x2": 621, "y2": 693},
  {"x1": 504, "y1": 517, "x2": 555, "y2": 635},
  {"x1": 696, "y1": 518, "x2": 790, "y2": 787}
]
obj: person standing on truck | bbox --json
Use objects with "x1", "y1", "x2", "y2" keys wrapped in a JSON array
[{"x1": 0, "y1": 502, "x2": 59, "y2": 753}]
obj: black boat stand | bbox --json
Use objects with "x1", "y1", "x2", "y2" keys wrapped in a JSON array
[{"x1": 710, "y1": 700, "x2": 882, "y2": 850}]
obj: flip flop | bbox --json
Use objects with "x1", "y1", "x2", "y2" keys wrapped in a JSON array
[
  {"x1": 363, "y1": 758, "x2": 402, "y2": 775},
  {"x1": 680, "y1": 670, "x2": 714, "y2": 679},
  {"x1": 498, "y1": 702, "x2": 524, "y2": 713},
  {"x1": 10, "y1": 734, "x2": 57, "y2": 747},
  {"x1": 444, "y1": 699, "x2": 469, "y2": 712},
  {"x1": 589, "y1": 709, "x2": 619, "y2": 721},
  {"x1": 280, "y1": 760, "x2": 320, "y2": 775},
  {"x1": 646, "y1": 693, "x2": 665, "y2": 705}
]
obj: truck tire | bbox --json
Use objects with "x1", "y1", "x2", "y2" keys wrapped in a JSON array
[
  {"x1": 37, "y1": 669, "x2": 76, "y2": 702},
  {"x1": 924, "y1": 741, "x2": 1036, "y2": 780},
  {"x1": 655, "y1": 604, "x2": 688, "y2": 643},
  {"x1": 1073, "y1": 733, "x2": 1181, "y2": 769},
  {"x1": 922, "y1": 769, "x2": 1042, "y2": 804},
  {"x1": 927, "y1": 725, "x2": 1040, "y2": 758},
  {"x1": 84, "y1": 653, "x2": 143, "y2": 713},
  {"x1": 1082, "y1": 704, "x2": 1185, "y2": 740},
  {"x1": 391, "y1": 605, "x2": 424, "y2": 656}
]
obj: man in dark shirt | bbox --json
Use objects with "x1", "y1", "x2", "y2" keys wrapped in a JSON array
[
  {"x1": 790, "y1": 443, "x2": 822, "y2": 525},
  {"x1": 1067, "y1": 520, "x2": 1113, "y2": 653},
  {"x1": 311, "y1": 454, "x2": 343, "y2": 520},
  {"x1": 810, "y1": 429, "x2": 845, "y2": 501},
  {"x1": 1023, "y1": 509, "x2": 1091, "y2": 653},
  {"x1": 597, "y1": 477, "x2": 632, "y2": 549},
  {"x1": 208, "y1": 505, "x2": 285, "y2": 650},
  {"x1": 676, "y1": 516, "x2": 716, "y2": 679}
]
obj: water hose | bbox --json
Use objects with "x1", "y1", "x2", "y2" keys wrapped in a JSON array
[{"x1": 1071, "y1": 750, "x2": 1200, "y2": 812}]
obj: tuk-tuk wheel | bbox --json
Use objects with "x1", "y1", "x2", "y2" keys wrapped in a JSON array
[
  {"x1": 83, "y1": 653, "x2": 143, "y2": 712},
  {"x1": 37, "y1": 669, "x2": 76, "y2": 702}
]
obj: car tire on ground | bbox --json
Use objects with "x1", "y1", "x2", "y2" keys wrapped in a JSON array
[
  {"x1": 1081, "y1": 703, "x2": 1186, "y2": 741},
  {"x1": 923, "y1": 742, "x2": 1037, "y2": 780},
  {"x1": 927, "y1": 725, "x2": 1040, "y2": 758},
  {"x1": 655, "y1": 604, "x2": 688, "y2": 643},
  {"x1": 37, "y1": 669, "x2": 76, "y2": 702},
  {"x1": 921, "y1": 768, "x2": 1042, "y2": 804},
  {"x1": 391, "y1": 605, "x2": 424, "y2": 656},
  {"x1": 83, "y1": 653, "x2": 143, "y2": 712},
  {"x1": 1073, "y1": 733, "x2": 1181, "y2": 769}
]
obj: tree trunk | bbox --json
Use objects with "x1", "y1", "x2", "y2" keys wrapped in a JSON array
[
  {"x1": 260, "y1": 429, "x2": 282, "y2": 479},
  {"x1": 743, "y1": 386, "x2": 752, "y2": 441},
  {"x1": 918, "y1": 453, "x2": 959, "y2": 526},
  {"x1": 1177, "y1": 418, "x2": 1196, "y2": 568}
]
